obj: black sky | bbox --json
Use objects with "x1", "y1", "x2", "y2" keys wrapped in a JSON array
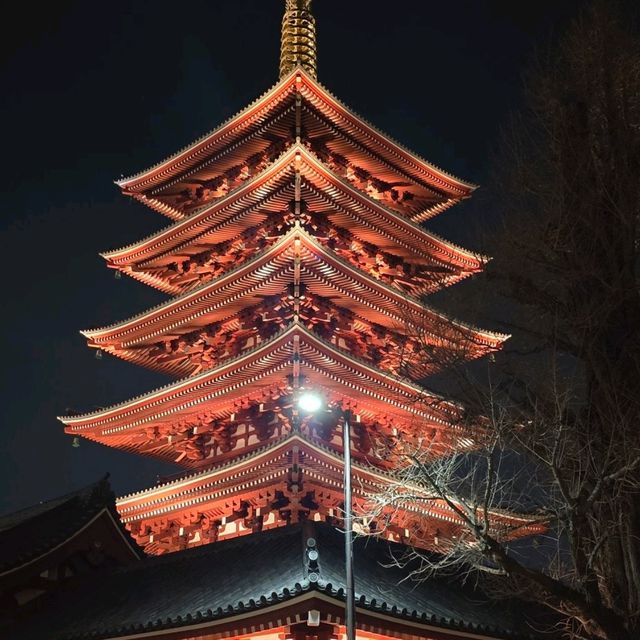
[{"x1": 0, "y1": 0, "x2": 589, "y2": 514}]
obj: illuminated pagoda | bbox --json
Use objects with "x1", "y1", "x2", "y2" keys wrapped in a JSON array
[
  {"x1": 58, "y1": 0, "x2": 540, "y2": 556},
  {"x1": 39, "y1": 2, "x2": 548, "y2": 638}
]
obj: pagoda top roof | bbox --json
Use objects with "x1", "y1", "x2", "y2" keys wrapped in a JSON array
[
  {"x1": 116, "y1": 67, "x2": 476, "y2": 200},
  {"x1": 60, "y1": 322, "x2": 462, "y2": 436},
  {"x1": 105, "y1": 144, "x2": 484, "y2": 272},
  {"x1": 9, "y1": 522, "x2": 551, "y2": 640}
]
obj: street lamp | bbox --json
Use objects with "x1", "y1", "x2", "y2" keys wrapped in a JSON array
[{"x1": 297, "y1": 393, "x2": 355, "y2": 640}]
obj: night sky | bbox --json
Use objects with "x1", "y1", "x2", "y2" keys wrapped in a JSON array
[{"x1": 0, "y1": 0, "x2": 589, "y2": 514}]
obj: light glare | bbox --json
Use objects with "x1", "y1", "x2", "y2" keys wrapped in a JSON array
[{"x1": 298, "y1": 392, "x2": 323, "y2": 413}]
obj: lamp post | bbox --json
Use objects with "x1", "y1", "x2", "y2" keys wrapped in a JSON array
[
  {"x1": 342, "y1": 408, "x2": 355, "y2": 640},
  {"x1": 297, "y1": 393, "x2": 355, "y2": 640}
]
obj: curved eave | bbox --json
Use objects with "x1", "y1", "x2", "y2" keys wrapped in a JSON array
[
  {"x1": 104, "y1": 144, "x2": 485, "y2": 274},
  {"x1": 129, "y1": 192, "x2": 185, "y2": 222},
  {"x1": 40, "y1": 575, "x2": 547, "y2": 640},
  {"x1": 116, "y1": 433, "x2": 475, "y2": 525},
  {"x1": 299, "y1": 145, "x2": 484, "y2": 269},
  {"x1": 60, "y1": 322, "x2": 460, "y2": 434},
  {"x1": 84, "y1": 227, "x2": 507, "y2": 350},
  {"x1": 104, "y1": 146, "x2": 299, "y2": 264},
  {"x1": 298, "y1": 68, "x2": 476, "y2": 195},
  {"x1": 86, "y1": 227, "x2": 300, "y2": 340},
  {"x1": 117, "y1": 432, "x2": 390, "y2": 513},
  {"x1": 116, "y1": 69, "x2": 299, "y2": 192}
]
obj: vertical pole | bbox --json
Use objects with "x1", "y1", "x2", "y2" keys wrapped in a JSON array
[{"x1": 343, "y1": 410, "x2": 355, "y2": 640}]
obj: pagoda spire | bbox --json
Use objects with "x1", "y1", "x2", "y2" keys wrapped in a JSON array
[{"x1": 280, "y1": 0, "x2": 317, "y2": 79}]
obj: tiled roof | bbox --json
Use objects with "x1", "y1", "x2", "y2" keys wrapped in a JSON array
[
  {"x1": 0, "y1": 476, "x2": 142, "y2": 575},
  {"x1": 10, "y1": 523, "x2": 552, "y2": 640}
]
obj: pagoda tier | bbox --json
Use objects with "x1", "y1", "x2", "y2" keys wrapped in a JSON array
[
  {"x1": 116, "y1": 68, "x2": 474, "y2": 224},
  {"x1": 61, "y1": 322, "x2": 478, "y2": 467},
  {"x1": 115, "y1": 432, "x2": 544, "y2": 555},
  {"x1": 85, "y1": 227, "x2": 505, "y2": 379},
  {"x1": 103, "y1": 145, "x2": 484, "y2": 297}
]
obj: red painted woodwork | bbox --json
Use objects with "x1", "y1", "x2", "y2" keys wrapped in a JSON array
[{"x1": 60, "y1": 65, "x2": 520, "y2": 555}]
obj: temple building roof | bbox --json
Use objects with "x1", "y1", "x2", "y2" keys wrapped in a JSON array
[
  {"x1": 0, "y1": 477, "x2": 142, "y2": 624},
  {"x1": 9, "y1": 522, "x2": 553, "y2": 640}
]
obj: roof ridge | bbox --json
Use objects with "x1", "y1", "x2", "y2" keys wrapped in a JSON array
[
  {"x1": 299, "y1": 145, "x2": 486, "y2": 264},
  {"x1": 85, "y1": 227, "x2": 299, "y2": 337},
  {"x1": 117, "y1": 430, "x2": 396, "y2": 501},
  {"x1": 302, "y1": 70, "x2": 478, "y2": 192},
  {"x1": 61, "y1": 323, "x2": 299, "y2": 424},
  {"x1": 0, "y1": 476, "x2": 108, "y2": 530},
  {"x1": 103, "y1": 145, "x2": 298, "y2": 261},
  {"x1": 120, "y1": 523, "x2": 309, "y2": 573},
  {"x1": 116, "y1": 69, "x2": 299, "y2": 188}
]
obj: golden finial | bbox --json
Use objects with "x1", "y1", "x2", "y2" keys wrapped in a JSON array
[{"x1": 280, "y1": 0, "x2": 317, "y2": 79}]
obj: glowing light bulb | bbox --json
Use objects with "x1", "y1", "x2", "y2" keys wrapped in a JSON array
[{"x1": 298, "y1": 392, "x2": 323, "y2": 413}]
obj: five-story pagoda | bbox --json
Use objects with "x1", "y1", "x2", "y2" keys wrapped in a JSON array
[{"x1": 59, "y1": 0, "x2": 538, "y2": 557}]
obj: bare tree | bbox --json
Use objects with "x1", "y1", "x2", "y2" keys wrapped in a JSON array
[{"x1": 363, "y1": 4, "x2": 640, "y2": 639}]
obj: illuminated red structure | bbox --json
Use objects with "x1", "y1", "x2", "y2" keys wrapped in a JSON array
[
  {"x1": 60, "y1": 2, "x2": 539, "y2": 562},
  {"x1": 6, "y1": 3, "x2": 564, "y2": 639}
]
